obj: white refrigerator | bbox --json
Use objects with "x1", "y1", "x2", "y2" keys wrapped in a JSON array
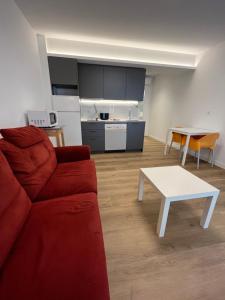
[{"x1": 52, "y1": 96, "x2": 82, "y2": 146}]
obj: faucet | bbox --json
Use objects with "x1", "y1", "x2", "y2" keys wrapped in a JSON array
[
  {"x1": 94, "y1": 104, "x2": 98, "y2": 121},
  {"x1": 129, "y1": 108, "x2": 132, "y2": 120}
]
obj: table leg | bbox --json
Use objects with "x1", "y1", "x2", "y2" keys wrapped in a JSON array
[
  {"x1": 137, "y1": 171, "x2": 145, "y2": 201},
  {"x1": 200, "y1": 192, "x2": 219, "y2": 229},
  {"x1": 157, "y1": 198, "x2": 170, "y2": 237},
  {"x1": 164, "y1": 129, "x2": 171, "y2": 155},
  {"x1": 56, "y1": 133, "x2": 61, "y2": 147},
  {"x1": 181, "y1": 134, "x2": 190, "y2": 166},
  {"x1": 61, "y1": 130, "x2": 65, "y2": 146}
]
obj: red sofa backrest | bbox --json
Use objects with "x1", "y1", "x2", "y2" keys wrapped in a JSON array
[
  {"x1": 0, "y1": 151, "x2": 31, "y2": 268},
  {"x1": 0, "y1": 126, "x2": 57, "y2": 200}
]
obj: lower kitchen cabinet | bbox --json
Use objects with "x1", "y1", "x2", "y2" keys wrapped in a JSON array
[
  {"x1": 81, "y1": 121, "x2": 145, "y2": 153},
  {"x1": 81, "y1": 122, "x2": 105, "y2": 152},
  {"x1": 126, "y1": 122, "x2": 145, "y2": 151}
]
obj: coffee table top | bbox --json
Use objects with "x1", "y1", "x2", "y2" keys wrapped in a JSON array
[{"x1": 141, "y1": 166, "x2": 219, "y2": 200}]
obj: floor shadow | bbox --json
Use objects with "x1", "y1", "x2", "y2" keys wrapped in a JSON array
[{"x1": 137, "y1": 192, "x2": 225, "y2": 251}]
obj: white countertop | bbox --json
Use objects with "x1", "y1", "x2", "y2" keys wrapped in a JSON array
[{"x1": 81, "y1": 119, "x2": 144, "y2": 122}]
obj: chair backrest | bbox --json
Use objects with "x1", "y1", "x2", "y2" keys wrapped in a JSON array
[
  {"x1": 199, "y1": 133, "x2": 220, "y2": 148},
  {"x1": 0, "y1": 151, "x2": 31, "y2": 268},
  {"x1": 0, "y1": 126, "x2": 57, "y2": 200}
]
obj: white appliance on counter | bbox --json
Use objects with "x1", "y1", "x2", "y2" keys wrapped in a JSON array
[
  {"x1": 27, "y1": 110, "x2": 58, "y2": 127},
  {"x1": 105, "y1": 123, "x2": 127, "y2": 151},
  {"x1": 52, "y1": 96, "x2": 82, "y2": 146}
]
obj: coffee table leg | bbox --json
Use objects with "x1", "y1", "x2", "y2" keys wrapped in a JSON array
[
  {"x1": 138, "y1": 171, "x2": 145, "y2": 201},
  {"x1": 200, "y1": 192, "x2": 219, "y2": 229},
  {"x1": 157, "y1": 198, "x2": 170, "y2": 237}
]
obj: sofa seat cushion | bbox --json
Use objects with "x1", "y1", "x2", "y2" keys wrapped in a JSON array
[
  {"x1": 36, "y1": 160, "x2": 97, "y2": 201},
  {"x1": 0, "y1": 193, "x2": 110, "y2": 300},
  {"x1": 0, "y1": 151, "x2": 31, "y2": 268},
  {"x1": 0, "y1": 126, "x2": 57, "y2": 200}
]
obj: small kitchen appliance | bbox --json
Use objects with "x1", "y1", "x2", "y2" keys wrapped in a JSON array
[
  {"x1": 27, "y1": 111, "x2": 58, "y2": 128},
  {"x1": 100, "y1": 113, "x2": 109, "y2": 120}
]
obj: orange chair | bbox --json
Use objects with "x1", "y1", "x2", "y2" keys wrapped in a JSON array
[
  {"x1": 189, "y1": 133, "x2": 219, "y2": 169},
  {"x1": 169, "y1": 130, "x2": 186, "y2": 153}
]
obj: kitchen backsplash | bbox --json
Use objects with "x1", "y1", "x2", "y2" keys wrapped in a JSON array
[{"x1": 80, "y1": 100, "x2": 143, "y2": 120}]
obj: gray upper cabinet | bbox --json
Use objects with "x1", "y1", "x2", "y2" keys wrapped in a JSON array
[
  {"x1": 48, "y1": 56, "x2": 78, "y2": 85},
  {"x1": 77, "y1": 63, "x2": 145, "y2": 101},
  {"x1": 103, "y1": 66, "x2": 126, "y2": 100},
  {"x1": 78, "y1": 64, "x2": 104, "y2": 99},
  {"x1": 126, "y1": 68, "x2": 146, "y2": 101}
]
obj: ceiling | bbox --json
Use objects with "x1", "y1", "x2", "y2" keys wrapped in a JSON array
[{"x1": 15, "y1": 0, "x2": 225, "y2": 55}]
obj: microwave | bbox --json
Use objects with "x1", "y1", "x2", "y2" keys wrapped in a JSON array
[{"x1": 27, "y1": 111, "x2": 58, "y2": 128}]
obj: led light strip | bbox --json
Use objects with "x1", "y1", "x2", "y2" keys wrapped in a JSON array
[{"x1": 80, "y1": 99, "x2": 139, "y2": 105}]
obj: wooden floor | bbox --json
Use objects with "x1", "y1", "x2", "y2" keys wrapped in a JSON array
[{"x1": 92, "y1": 137, "x2": 225, "y2": 300}]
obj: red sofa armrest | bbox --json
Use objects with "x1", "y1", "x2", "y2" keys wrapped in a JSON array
[{"x1": 54, "y1": 145, "x2": 91, "y2": 163}]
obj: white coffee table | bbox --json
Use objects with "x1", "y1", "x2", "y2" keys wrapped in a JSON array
[{"x1": 138, "y1": 166, "x2": 220, "y2": 237}]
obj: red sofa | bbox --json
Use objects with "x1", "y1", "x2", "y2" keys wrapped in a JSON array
[{"x1": 0, "y1": 126, "x2": 110, "y2": 300}]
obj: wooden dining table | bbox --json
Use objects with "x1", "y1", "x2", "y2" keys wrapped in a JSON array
[{"x1": 164, "y1": 127, "x2": 217, "y2": 166}]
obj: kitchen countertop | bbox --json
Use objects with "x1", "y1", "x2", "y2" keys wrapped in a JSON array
[{"x1": 81, "y1": 119, "x2": 145, "y2": 123}]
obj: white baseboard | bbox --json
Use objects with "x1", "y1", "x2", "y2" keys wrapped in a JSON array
[
  {"x1": 149, "y1": 134, "x2": 225, "y2": 170},
  {"x1": 149, "y1": 134, "x2": 165, "y2": 144},
  {"x1": 212, "y1": 159, "x2": 225, "y2": 169}
]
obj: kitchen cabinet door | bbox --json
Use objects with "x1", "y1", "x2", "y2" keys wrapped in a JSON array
[
  {"x1": 81, "y1": 122, "x2": 105, "y2": 152},
  {"x1": 126, "y1": 122, "x2": 145, "y2": 151},
  {"x1": 78, "y1": 64, "x2": 104, "y2": 99},
  {"x1": 126, "y1": 68, "x2": 146, "y2": 101},
  {"x1": 82, "y1": 135, "x2": 105, "y2": 152},
  {"x1": 103, "y1": 66, "x2": 126, "y2": 100},
  {"x1": 48, "y1": 56, "x2": 78, "y2": 85}
]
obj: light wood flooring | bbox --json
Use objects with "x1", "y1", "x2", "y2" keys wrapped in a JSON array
[{"x1": 92, "y1": 137, "x2": 225, "y2": 300}]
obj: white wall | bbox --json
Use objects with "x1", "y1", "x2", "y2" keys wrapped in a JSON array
[
  {"x1": 0, "y1": 0, "x2": 45, "y2": 128},
  {"x1": 143, "y1": 76, "x2": 152, "y2": 136},
  {"x1": 80, "y1": 101, "x2": 139, "y2": 121},
  {"x1": 149, "y1": 41, "x2": 225, "y2": 168},
  {"x1": 149, "y1": 70, "x2": 193, "y2": 142},
  {"x1": 36, "y1": 34, "x2": 53, "y2": 110}
]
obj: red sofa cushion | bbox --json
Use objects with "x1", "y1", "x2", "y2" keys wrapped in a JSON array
[
  {"x1": 36, "y1": 160, "x2": 97, "y2": 201},
  {"x1": 0, "y1": 193, "x2": 110, "y2": 300},
  {"x1": 0, "y1": 140, "x2": 36, "y2": 173},
  {"x1": 0, "y1": 151, "x2": 31, "y2": 268},
  {"x1": 55, "y1": 145, "x2": 91, "y2": 163},
  {"x1": 0, "y1": 126, "x2": 57, "y2": 200},
  {"x1": 0, "y1": 126, "x2": 44, "y2": 148}
]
